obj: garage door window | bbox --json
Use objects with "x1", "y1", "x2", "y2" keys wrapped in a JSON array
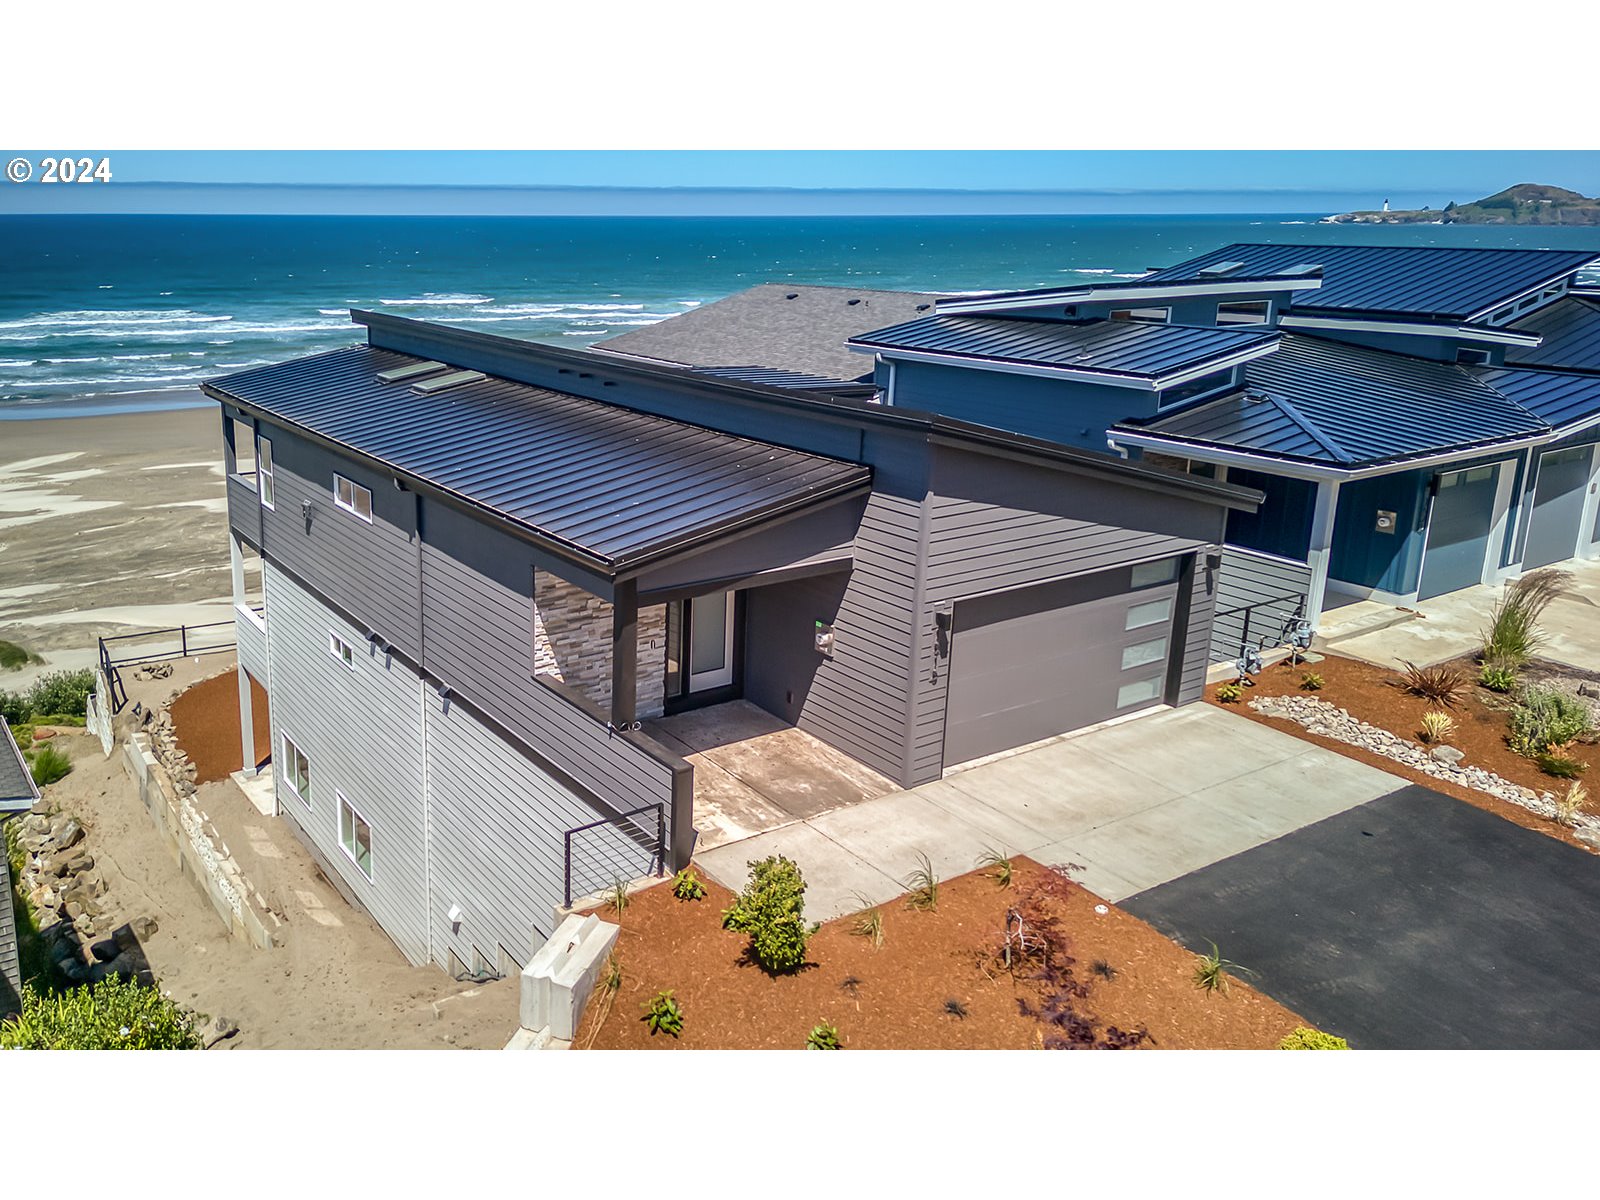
[
  {"x1": 1121, "y1": 636, "x2": 1169, "y2": 670},
  {"x1": 1125, "y1": 597, "x2": 1173, "y2": 630},
  {"x1": 1131, "y1": 557, "x2": 1180, "y2": 588},
  {"x1": 1117, "y1": 677, "x2": 1162, "y2": 708}
]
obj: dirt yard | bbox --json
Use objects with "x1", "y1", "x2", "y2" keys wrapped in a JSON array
[
  {"x1": 573, "y1": 858, "x2": 1305, "y2": 1050},
  {"x1": 1212, "y1": 652, "x2": 1598, "y2": 852},
  {"x1": 21, "y1": 727, "x2": 520, "y2": 1049}
]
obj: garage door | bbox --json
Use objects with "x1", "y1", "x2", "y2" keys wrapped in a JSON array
[
  {"x1": 943, "y1": 558, "x2": 1182, "y2": 767},
  {"x1": 1418, "y1": 465, "x2": 1500, "y2": 601},
  {"x1": 1523, "y1": 447, "x2": 1594, "y2": 570}
]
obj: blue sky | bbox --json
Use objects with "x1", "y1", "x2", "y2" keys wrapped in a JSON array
[{"x1": 3, "y1": 151, "x2": 1596, "y2": 215}]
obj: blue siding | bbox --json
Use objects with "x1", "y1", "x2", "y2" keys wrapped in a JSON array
[
  {"x1": 890, "y1": 360, "x2": 1150, "y2": 452},
  {"x1": 1330, "y1": 471, "x2": 1430, "y2": 594},
  {"x1": 1223, "y1": 470, "x2": 1316, "y2": 560}
]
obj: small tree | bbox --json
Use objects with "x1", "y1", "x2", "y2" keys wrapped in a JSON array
[
  {"x1": 1, "y1": 978, "x2": 203, "y2": 1050},
  {"x1": 722, "y1": 855, "x2": 811, "y2": 973}
]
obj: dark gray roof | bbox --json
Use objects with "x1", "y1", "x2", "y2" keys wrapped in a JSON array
[
  {"x1": 205, "y1": 345, "x2": 871, "y2": 573},
  {"x1": 1116, "y1": 334, "x2": 1554, "y2": 468},
  {"x1": 594, "y1": 283, "x2": 938, "y2": 382},
  {"x1": 848, "y1": 315, "x2": 1276, "y2": 381},
  {"x1": 1, "y1": 723, "x2": 37, "y2": 811},
  {"x1": 1507, "y1": 296, "x2": 1600, "y2": 371},
  {"x1": 692, "y1": 365, "x2": 876, "y2": 394},
  {"x1": 1145, "y1": 243, "x2": 1600, "y2": 322},
  {"x1": 1475, "y1": 365, "x2": 1600, "y2": 429}
]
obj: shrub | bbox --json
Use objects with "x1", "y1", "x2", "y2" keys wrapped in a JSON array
[
  {"x1": 806, "y1": 1022, "x2": 842, "y2": 1050},
  {"x1": 0, "y1": 690, "x2": 27, "y2": 727},
  {"x1": 1508, "y1": 687, "x2": 1594, "y2": 758},
  {"x1": 1552, "y1": 780, "x2": 1587, "y2": 827},
  {"x1": 25, "y1": 670, "x2": 95, "y2": 720},
  {"x1": 1418, "y1": 711, "x2": 1457, "y2": 745},
  {"x1": 1536, "y1": 752, "x2": 1587, "y2": 779},
  {"x1": 640, "y1": 990, "x2": 683, "y2": 1038},
  {"x1": 904, "y1": 851, "x2": 939, "y2": 911},
  {"x1": 1481, "y1": 568, "x2": 1571, "y2": 668},
  {"x1": 1478, "y1": 659, "x2": 1519, "y2": 693},
  {"x1": 1399, "y1": 660, "x2": 1466, "y2": 708},
  {"x1": 28, "y1": 743, "x2": 72, "y2": 787},
  {"x1": 0, "y1": 639, "x2": 42, "y2": 671},
  {"x1": 0, "y1": 978, "x2": 203, "y2": 1049},
  {"x1": 32, "y1": 714, "x2": 87, "y2": 728},
  {"x1": 670, "y1": 867, "x2": 706, "y2": 902},
  {"x1": 8, "y1": 722, "x2": 35, "y2": 750},
  {"x1": 1193, "y1": 941, "x2": 1257, "y2": 995},
  {"x1": 1299, "y1": 672, "x2": 1324, "y2": 692},
  {"x1": 976, "y1": 846, "x2": 1013, "y2": 888},
  {"x1": 722, "y1": 855, "x2": 811, "y2": 973},
  {"x1": 604, "y1": 878, "x2": 630, "y2": 916},
  {"x1": 1215, "y1": 682, "x2": 1244, "y2": 703},
  {"x1": 849, "y1": 893, "x2": 884, "y2": 949},
  {"x1": 1278, "y1": 1026, "x2": 1349, "y2": 1050}
]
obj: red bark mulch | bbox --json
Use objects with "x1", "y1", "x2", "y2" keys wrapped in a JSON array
[
  {"x1": 1209, "y1": 652, "x2": 1597, "y2": 852},
  {"x1": 169, "y1": 669, "x2": 271, "y2": 784},
  {"x1": 573, "y1": 858, "x2": 1305, "y2": 1050}
]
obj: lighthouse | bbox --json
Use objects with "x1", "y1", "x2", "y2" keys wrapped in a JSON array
[{"x1": 1382, "y1": 197, "x2": 1390, "y2": 212}]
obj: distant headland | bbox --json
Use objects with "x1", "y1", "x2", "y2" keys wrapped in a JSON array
[{"x1": 1325, "y1": 183, "x2": 1600, "y2": 226}]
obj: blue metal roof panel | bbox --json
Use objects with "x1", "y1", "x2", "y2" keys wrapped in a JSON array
[
  {"x1": 848, "y1": 315, "x2": 1275, "y2": 379},
  {"x1": 1137, "y1": 392, "x2": 1344, "y2": 462},
  {"x1": 1507, "y1": 296, "x2": 1600, "y2": 371},
  {"x1": 1476, "y1": 366, "x2": 1600, "y2": 430},
  {"x1": 206, "y1": 346, "x2": 871, "y2": 570},
  {"x1": 1145, "y1": 243, "x2": 1600, "y2": 321}
]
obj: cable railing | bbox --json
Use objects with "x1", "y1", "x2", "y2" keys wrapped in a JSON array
[
  {"x1": 563, "y1": 802, "x2": 666, "y2": 908},
  {"x1": 96, "y1": 619, "x2": 241, "y2": 712}
]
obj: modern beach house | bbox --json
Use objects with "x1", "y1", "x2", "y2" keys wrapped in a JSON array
[
  {"x1": 205, "y1": 313, "x2": 1259, "y2": 973},
  {"x1": 820, "y1": 243, "x2": 1600, "y2": 662}
]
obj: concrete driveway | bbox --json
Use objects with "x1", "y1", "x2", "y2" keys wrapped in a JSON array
[
  {"x1": 696, "y1": 704, "x2": 1407, "y2": 921},
  {"x1": 1123, "y1": 786, "x2": 1600, "y2": 1048}
]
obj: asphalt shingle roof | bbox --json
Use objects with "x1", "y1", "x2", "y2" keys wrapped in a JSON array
[{"x1": 1, "y1": 723, "x2": 37, "y2": 811}]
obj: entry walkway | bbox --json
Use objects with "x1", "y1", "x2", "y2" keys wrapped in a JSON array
[{"x1": 696, "y1": 704, "x2": 1408, "y2": 921}]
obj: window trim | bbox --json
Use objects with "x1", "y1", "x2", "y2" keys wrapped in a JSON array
[
  {"x1": 337, "y1": 791, "x2": 374, "y2": 882},
  {"x1": 333, "y1": 473, "x2": 373, "y2": 524},
  {"x1": 1215, "y1": 299, "x2": 1272, "y2": 327},
  {"x1": 256, "y1": 435, "x2": 275, "y2": 510},
  {"x1": 328, "y1": 631, "x2": 356, "y2": 671},
  {"x1": 1109, "y1": 305, "x2": 1172, "y2": 325},
  {"x1": 280, "y1": 732, "x2": 310, "y2": 806}
]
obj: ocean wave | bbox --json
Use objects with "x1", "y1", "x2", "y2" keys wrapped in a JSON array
[
  {"x1": 1066, "y1": 268, "x2": 1116, "y2": 275},
  {"x1": 376, "y1": 293, "x2": 494, "y2": 307},
  {"x1": 677, "y1": 300, "x2": 702, "y2": 307},
  {"x1": 318, "y1": 308, "x2": 349, "y2": 316},
  {"x1": 0, "y1": 318, "x2": 348, "y2": 342},
  {"x1": 0, "y1": 309, "x2": 234, "y2": 332}
]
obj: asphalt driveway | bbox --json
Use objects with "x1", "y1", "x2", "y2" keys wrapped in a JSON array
[{"x1": 1123, "y1": 785, "x2": 1600, "y2": 1049}]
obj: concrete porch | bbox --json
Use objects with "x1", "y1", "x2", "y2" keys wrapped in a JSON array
[
  {"x1": 1317, "y1": 557, "x2": 1600, "y2": 670},
  {"x1": 643, "y1": 700, "x2": 897, "y2": 851}
]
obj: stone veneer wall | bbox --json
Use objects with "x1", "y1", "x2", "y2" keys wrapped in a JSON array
[{"x1": 533, "y1": 572, "x2": 667, "y2": 720}]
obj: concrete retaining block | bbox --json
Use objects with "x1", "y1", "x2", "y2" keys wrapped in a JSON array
[{"x1": 520, "y1": 913, "x2": 620, "y2": 1041}]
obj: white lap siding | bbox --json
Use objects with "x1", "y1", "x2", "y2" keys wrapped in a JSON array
[{"x1": 263, "y1": 563, "x2": 431, "y2": 966}]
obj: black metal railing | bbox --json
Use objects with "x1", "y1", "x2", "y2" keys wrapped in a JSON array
[
  {"x1": 97, "y1": 619, "x2": 239, "y2": 713},
  {"x1": 1213, "y1": 591, "x2": 1309, "y2": 664},
  {"x1": 563, "y1": 802, "x2": 666, "y2": 908}
]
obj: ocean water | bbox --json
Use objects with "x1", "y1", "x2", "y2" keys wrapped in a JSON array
[{"x1": 3, "y1": 212, "x2": 1599, "y2": 418}]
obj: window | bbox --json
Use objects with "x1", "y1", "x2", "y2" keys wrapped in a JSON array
[
  {"x1": 333, "y1": 473, "x2": 372, "y2": 522},
  {"x1": 1156, "y1": 370, "x2": 1232, "y2": 410},
  {"x1": 1109, "y1": 306, "x2": 1171, "y2": 325},
  {"x1": 1131, "y1": 558, "x2": 1180, "y2": 588},
  {"x1": 230, "y1": 418, "x2": 257, "y2": 484},
  {"x1": 281, "y1": 733, "x2": 310, "y2": 804},
  {"x1": 1116, "y1": 677, "x2": 1162, "y2": 708},
  {"x1": 1455, "y1": 348, "x2": 1491, "y2": 366},
  {"x1": 338, "y1": 792, "x2": 373, "y2": 880},
  {"x1": 1216, "y1": 299, "x2": 1270, "y2": 326},
  {"x1": 1121, "y1": 636, "x2": 1169, "y2": 670},
  {"x1": 1125, "y1": 597, "x2": 1174, "y2": 631},
  {"x1": 257, "y1": 436, "x2": 274, "y2": 508},
  {"x1": 328, "y1": 631, "x2": 356, "y2": 670}
]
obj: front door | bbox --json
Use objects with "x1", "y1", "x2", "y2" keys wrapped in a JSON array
[
  {"x1": 1523, "y1": 446, "x2": 1593, "y2": 570},
  {"x1": 1418, "y1": 465, "x2": 1501, "y2": 601},
  {"x1": 687, "y1": 590, "x2": 736, "y2": 693}
]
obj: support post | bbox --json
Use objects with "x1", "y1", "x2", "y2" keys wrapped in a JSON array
[
  {"x1": 237, "y1": 665, "x2": 257, "y2": 781},
  {"x1": 610, "y1": 578, "x2": 638, "y2": 727},
  {"x1": 1304, "y1": 479, "x2": 1342, "y2": 630}
]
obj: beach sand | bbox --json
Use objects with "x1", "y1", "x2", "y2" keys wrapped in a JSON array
[{"x1": 0, "y1": 403, "x2": 232, "y2": 686}]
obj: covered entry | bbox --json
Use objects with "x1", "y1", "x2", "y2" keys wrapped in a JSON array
[
  {"x1": 942, "y1": 557, "x2": 1182, "y2": 767},
  {"x1": 1523, "y1": 445, "x2": 1595, "y2": 570},
  {"x1": 1418, "y1": 464, "x2": 1503, "y2": 601}
]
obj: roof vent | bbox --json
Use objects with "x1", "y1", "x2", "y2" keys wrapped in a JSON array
[
  {"x1": 915, "y1": 303, "x2": 931, "y2": 312},
  {"x1": 1279, "y1": 263, "x2": 1325, "y2": 277},
  {"x1": 410, "y1": 369, "x2": 486, "y2": 395},
  {"x1": 377, "y1": 360, "x2": 449, "y2": 384},
  {"x1": 1242, "y1": 389, "x2": 1270, "y2": 404},
  {"x1": 1198, "y1": 261, "x2": 1246, "y2": 277},
  {"x1": 786, "y1": 293, "x2": 799, "y2": 300},
  {"x1": 847, "y1": 298, "x2": 861, "y2": 306}
]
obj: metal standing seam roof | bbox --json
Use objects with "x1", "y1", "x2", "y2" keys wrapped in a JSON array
[
  {"x1": 1144, "y1": 243, "x2": 1600, "y2": 322},
  {"x1": 1115, "y1": 334, "x2": 1556, "y2": 467},
  {"x1": 1474, "y1": 365, "x2": 1600, "y2": 430},
  {"x1": 1507, "y1": 296, "x2": 1600, "y2": 371},
  {"x1": 847, "y1": 314, "x2": 1277, "y2": 380},
  {"x1": 204, "y1": 345, "x2": 872, "y2": 572},
  {"x1": 1, "y1": 722, "x2": 38, "y2": 811}
]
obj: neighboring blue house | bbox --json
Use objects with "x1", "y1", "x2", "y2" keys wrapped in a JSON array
[{"x1": 846, "y1": 243, "x2": 1600, "y2": 661}]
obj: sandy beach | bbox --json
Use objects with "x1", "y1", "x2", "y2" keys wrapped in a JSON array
[{"x1": 0, "y1": 400, "x2": 233, "y2": 686}]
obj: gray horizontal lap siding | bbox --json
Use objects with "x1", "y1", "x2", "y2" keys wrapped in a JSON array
[
  {"x1": 1, "y1": 851, "x2": 19, "y2": 1016},
  {"x1": 226, "y1": 474, "x2": 262, "y2": 548},
  {"x1": 1209, "y1": 546, "x2": 1315, "y2": 664},
  {"x1": 418, "y1": 502, "x2": 678, "y2": 823},
  {"x1": 256, "y1": 427, "x2": 423, "y2": 660},
  {"x1": 235, "y1": 609, "x2": 269, "y2": 685},
  {"x1": 263, "y1": 563, "x2": 431, "y2": 965}
]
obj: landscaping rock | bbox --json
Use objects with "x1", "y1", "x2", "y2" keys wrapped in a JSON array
[
  {"x1": 130, "y1": 915, "x2": 159, "y2": 940},
  {"x1": 49, "y1": 818, "x2": 84, "y2": 850},
  {"x1": 90, "y1": 938, "x2": 120, "y2": 962},
  {"x1": 1430, "y1": 746, "x2": 1466, "y2": 766},
  {"x1": 1579, "y1": 683, "x2": 1599, "y2": 699},
  {"x1": 203, "y1": 1016, "x2": 240, "y2": 1049}
]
